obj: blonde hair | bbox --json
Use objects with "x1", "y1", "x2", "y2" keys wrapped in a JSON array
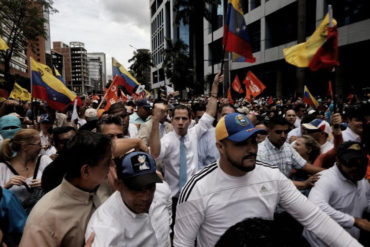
[
  {"x1": 1, "y1": 129, "x2": 39, "y2": 161},
  {"x1": 299, "y1": 135, "x2": 321, "y2": 163}
]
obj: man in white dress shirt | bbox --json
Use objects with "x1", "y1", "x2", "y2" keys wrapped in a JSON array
[
  {"x1": 343, "y1": 108, "x2": 363, "y2": 142},
  {"x1": 303, "y1": 141, "x2": 370, "y2": 246},
  {"x1": 149, "y1": 74, "x2": 222, "y2": 196},
  {"x1": 86, "y1": 151, "x2": 172, "y2": 247},
  {"x1": 174, "y1": 113, "x2": 361, "y2": 247}
]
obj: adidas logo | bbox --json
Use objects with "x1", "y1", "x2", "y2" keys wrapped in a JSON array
[{"x1": 260, "y1": 185, "x2": 268, "y2": 193}]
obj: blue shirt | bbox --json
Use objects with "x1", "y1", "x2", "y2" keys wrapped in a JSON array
[{"x1": 0, "y1": 187, "x2": 27, "y2": 233}]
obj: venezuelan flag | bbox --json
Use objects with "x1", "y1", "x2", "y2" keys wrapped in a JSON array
[
  {"x1": 303, "y1": 85, "x2": 319, "y2": 108},
  {"x1": 54, "y1": 66, "x2": 66, "y2": 85},
  {"x1": 112, "y1": 57, "x2": 139, "y2": 95},
  {"x1": 223, "y1": 0, "x2": 255, "y2": 63},
  {"x1": 31, "y1": 57, "x2": 76, "y2": 111},
  {"x1": 283, "y1": 13, "x2": 339, "y2": 71}
]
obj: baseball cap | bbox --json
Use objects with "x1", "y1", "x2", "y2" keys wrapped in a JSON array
[
  {"x1": 302, "y1": 119, "x2": 332, "y2": 135},
  {"x1": 84, "y1": 108, "x2": 98, "y2": 121},
  {"x1": 337, "y1": 142, "x2": 367, "y2": 165},
  {"x1": 40, "y1": 113, "x2": 53, "y2": 124},
  {"x1": 136, "y1": 99, "x2": 151, "y2": 109},
  {"x1": 116, "y1": 151, "x2": 162, "y2": 189},
  {"x1": 215, "y1": 113, "x2": 267, "y2": 142}
]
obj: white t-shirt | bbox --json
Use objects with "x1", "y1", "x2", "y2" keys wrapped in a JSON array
[
  {"x1": 174, "y1": 161, "x2": 361, "y2": 247},
  {"x1": 0, "y1": 155, "x2": 52, "y2": 203},
  {"x1": 86, "y1": 182, "x2": 172, "y2": 247}
]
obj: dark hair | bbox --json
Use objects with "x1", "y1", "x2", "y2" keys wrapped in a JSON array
[
  {"x1": 108, "y1": 102, "x2": 127, "y2": 115},
  {"x1": 97, "y1": 115, "x2": 123, "y2": 133},
  {"x1": 300, "y1": 135, "x2": 321, "y2": 163},
  {"x1": 267, "y1": 115, "x2": 290, "y2": 129},
  {"x1": 216, "y1": 217, "x2": 310, "y2": 247},
  {"x1": 294, "y1": 103, "x2": 306, "y2": 112},
  {"x1": 172, "y1": 104, "x2": 191, "y2": 118},
  {"x1": 154, "y1": 99, "x2": 168, "y2": 105},
  {"x1": 63, "y1": 131, "x2": 112, "y2": 179},
  {"x1": 218, "y1": 103, "x2": 235, "y2": 114},
  {"x1": 193, "y1": 103, "x2": 206, "y2": 114},
  {"x1": 52, "y1": 126, "x2": 76, "y2": 144}
]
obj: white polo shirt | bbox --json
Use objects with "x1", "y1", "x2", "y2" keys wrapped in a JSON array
[
  {"x1": 174, "y1": 161, "x2": 361, "y2": 247},
  {"x1": 86, "y1": 182, "x2": 172, "y2": 247}
]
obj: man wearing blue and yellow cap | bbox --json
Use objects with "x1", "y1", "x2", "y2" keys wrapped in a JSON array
[{"x1": 174, "y1": 113, "x2": 361, "y2": 247}]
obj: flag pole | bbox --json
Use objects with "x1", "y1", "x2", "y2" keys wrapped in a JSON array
[
  {"x1": 29, "y1": 57, "x2": 36, "y2": 125},
  {"x1": 328, "y1": 4, "x2": 337, "y2": 113},
  {"x1": 96, "y1": 76, "x2": 115, "y2": 110}
]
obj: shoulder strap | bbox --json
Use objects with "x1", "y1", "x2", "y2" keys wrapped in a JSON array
[
  {"x1": 33, "y1": 155, "x2": 42, "y2": 179},
  {"x1": 2, "y1": 160, "x2": 20, "y2": 176},
  {"x1": 2, "y1": 161, "x2": 32, "y2": 192}
]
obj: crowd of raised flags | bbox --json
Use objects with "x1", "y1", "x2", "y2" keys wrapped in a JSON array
[{"x1": 0, "y1": 2, "x2": 340, "y2": 117}]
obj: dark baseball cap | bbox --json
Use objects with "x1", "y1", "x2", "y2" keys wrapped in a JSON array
[
  {"x1": 116, "y1": 151, "x2": 161, "y2": 189},
  {"x1": 337, "y1": 141, "x2": 367, "y2": 165}
]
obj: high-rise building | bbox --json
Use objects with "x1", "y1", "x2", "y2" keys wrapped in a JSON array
[
  {"x1": 52, "y1": 42, "x2": 72, "y2": 87},
  {"x1": 51, "y1": 50, "x2": 65, "y2": 79},
  {"x1": 204, "y1": 0, "x2": 370, "y2": 97},
  {"x1": 87, "y1": 52, "x2": 106, "y2": 91},
  {"x1": 70, "y1": 41, "x2": 89, "y2": 94},
  {"x1": 150, "y1": 0, "x2": 170, "y2": 94}
]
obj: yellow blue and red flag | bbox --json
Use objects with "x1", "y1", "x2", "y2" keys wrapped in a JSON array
[
  {"x1": 303, "y1": 85, "x2": 319, "y2": 108},
  {"x1": 53, "y1": 66, "x2": 66, "y2": 85},
  {"x1": 283, "y1": 13, "x2": 339, "y2": 71},
  {"x1": 223, "y1": 0, "x2": 255, "y2": 63},
  {"x1": 31, "y1": 57, "x2": 76, "y2": 111},
  {"x1": 112, "y1": 58, "x2": 151, "y2": 97}
]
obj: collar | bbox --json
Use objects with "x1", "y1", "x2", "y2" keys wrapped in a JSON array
[
  {"x1": 60, "y1": 178, "x2": 98, "y2": 205},
  {"x1": 265, "y1": 137, "x2": 283, "y2": 151}
]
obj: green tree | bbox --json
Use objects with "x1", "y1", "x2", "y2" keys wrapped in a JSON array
[
  {"x1": 128, "y1": 49, "x2": 153, "y2": 91},
  {"x1": 174, "y1": 0, "x2": 220, "y2": 94},
  {"x1": 162, "y1": 39, "x2": 193, "y2": 92},
  {"x1": 0, "y1": 0, "x2": 56, "y2": 91}
]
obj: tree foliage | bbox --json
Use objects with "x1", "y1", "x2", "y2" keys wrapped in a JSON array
[
  {"x1": 128, "y1": 49, "x2": 153, "y2": 90},
  {"x1": 0, "y1": 0, "x2": 56, "y2": 90},
  {"x1": 162, "y1": 39, "x2": 193, "y2": 92},
  {"x1": 174, "y1": 0, "x2": 220, "y2": 25}
]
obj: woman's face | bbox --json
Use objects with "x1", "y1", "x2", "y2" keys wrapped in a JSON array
[
  {"x1": 293, "y1": 137, "x2": 309, "y2": 159},
  {"x1": 25, "y1": 135, "x2": 42, "y2": 159}
]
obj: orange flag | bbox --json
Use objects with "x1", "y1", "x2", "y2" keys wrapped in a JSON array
[
  {"x1": 268, "y1": 96, "x2": 273, "y2": 105},
  {"x1": 104, "y1": 76, "x2": 119, "y2": 111},
  {"x1": 232, "y1": 75, "x2": 244, "y2": 94},
  {"x1": 243, "y1": 71, "x2": 266, "y2": 98},
  {"x1": 227, "y1": 88, "x2": 234, "y2": 105},
  {"x1": 245, "y1": 87, "x2": 252, "y2": 102}
]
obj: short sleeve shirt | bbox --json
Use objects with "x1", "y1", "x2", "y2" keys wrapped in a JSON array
[{"x1": 257, "y1": 137, "x2": 306, "y2": 177}]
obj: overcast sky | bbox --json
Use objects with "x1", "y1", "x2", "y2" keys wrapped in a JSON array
[{"x1": 50, "y1": 0, "x2": 150, "y2": 77}]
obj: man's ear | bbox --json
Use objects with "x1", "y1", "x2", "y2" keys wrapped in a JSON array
[
  {"x1": 216, "y1": 141, "x2": 225, "y2": 156},
  {"x1": 80, "y1": 164, "x2": 90, "y2": 179}
]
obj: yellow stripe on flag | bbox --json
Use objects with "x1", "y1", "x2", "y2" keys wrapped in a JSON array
[
  {"x1": 283, "y1": 13, "x2": 337, "y2": 68},
  {"x1": 9, "y1": 82, "x2": 31, "y2": 101}
]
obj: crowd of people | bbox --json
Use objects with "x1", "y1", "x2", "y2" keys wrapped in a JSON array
[{"x1": 0, "y1": 73, "x2": 369, "y2": 247}]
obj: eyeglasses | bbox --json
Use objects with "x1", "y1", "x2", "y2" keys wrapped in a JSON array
[{"x1": 274, "y1": 130, "x2": 290, "y2": 134}]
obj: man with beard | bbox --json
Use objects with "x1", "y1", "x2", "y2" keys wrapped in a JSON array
[{"x1": 174, "y1": 113, "x2": 360, "y2": 247}]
